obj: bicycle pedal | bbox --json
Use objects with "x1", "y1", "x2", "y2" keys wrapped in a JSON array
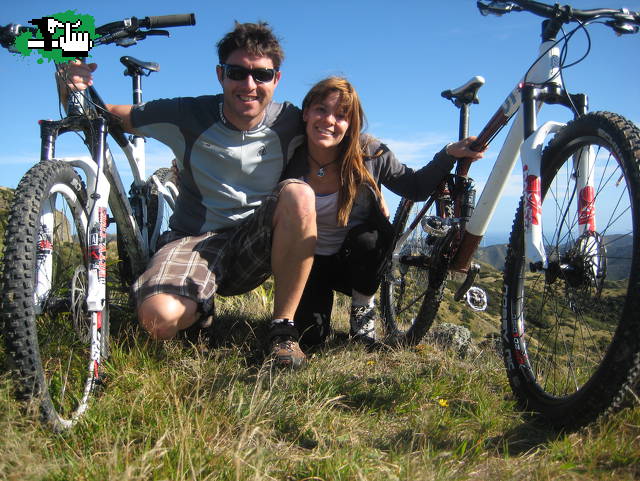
[{"x1": 464, "y1": 286, "x2": 488, "y2": 312}]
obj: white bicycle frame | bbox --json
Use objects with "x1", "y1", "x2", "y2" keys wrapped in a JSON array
[{"x1": 459, "y1": 37, "x2": 597, "y2": 271}]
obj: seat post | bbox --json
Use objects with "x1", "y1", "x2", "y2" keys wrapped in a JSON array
[
  {"x1": 127, "y1": 69, "x2": 143, "y2": 105},
  {"x1": 459, "y1": 103, "x2": 470, "y2": 141}
]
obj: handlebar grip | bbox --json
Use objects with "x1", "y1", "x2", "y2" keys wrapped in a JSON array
[{"x1": 145, "y1": 14, "x2": 196, "y2": 28}]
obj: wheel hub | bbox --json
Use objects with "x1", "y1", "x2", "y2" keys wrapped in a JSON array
[{"x1": 546, "y1": 231, "x2": 607, "y2": 293}]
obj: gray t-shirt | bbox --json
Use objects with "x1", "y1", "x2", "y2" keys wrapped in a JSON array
[{"x1": 131, "y1": 94, "x2": 303, "y2": 234}]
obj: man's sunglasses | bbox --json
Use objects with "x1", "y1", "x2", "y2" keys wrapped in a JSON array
[{"x1": 219, "y1": 64, "x2": 278, "y2": 84}]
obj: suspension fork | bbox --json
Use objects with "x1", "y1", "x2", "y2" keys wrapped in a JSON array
[
  {"x1": 84, "y1": 117, "x2": 110, "y2": 312},
  {"x1": 520, "y1": 85, "x2": 592, "y2": 271},
  {"x1": 36, "y1": 116, "x2": 109, "y2": 381},
  {"x1": 572, "y1": 94, "x2": 596, "y2": 236},
  {"x1": 39, "y1": 116, "x2": 111, "y2": 309}
]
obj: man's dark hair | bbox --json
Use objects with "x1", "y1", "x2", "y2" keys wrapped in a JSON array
[{"x1": 217, "y1": 21, "x2": 284, "y2": 70}]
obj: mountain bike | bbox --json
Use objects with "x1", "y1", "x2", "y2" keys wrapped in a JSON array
[
  {"x1": 0, "y1": 13, "x2": 194, "y2": 431},
  {"x1": 380, "y1": 0, "x2": 640, "y2": 429}
]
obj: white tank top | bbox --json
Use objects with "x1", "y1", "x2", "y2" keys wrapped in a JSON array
[{"x1": 314, "y1": 192, "x2": 350, "y2": 255}]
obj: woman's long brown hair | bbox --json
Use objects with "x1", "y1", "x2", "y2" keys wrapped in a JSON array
[{"x1": 302, "y1": 77, "x2": 384, "y2": 227}]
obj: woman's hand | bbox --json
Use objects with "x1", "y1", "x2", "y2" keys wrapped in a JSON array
[{"x1": 445, "y1": 136, "x2": 485, "y2": 161}]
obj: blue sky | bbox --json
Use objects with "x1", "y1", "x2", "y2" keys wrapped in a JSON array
[{"x1": 1, "y1": 0, "x2": 639, "y2": 242}]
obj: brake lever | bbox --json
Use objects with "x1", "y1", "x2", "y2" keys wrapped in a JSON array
[
  {"x1": 145, "y1": 29, "x2": 170, "y2": 37},
  {"x1": 115, "y1": 37, "x2": 138, "y2": 47},
  {"x1": 605, "y1": 19, "x2": 639, "y2": 35},
  {"x1": 477, "y1": 1, "x2": 522, "y2": 17},
  {"x1": 115, "y1": 29, "x2": 170, "y2": 47}
]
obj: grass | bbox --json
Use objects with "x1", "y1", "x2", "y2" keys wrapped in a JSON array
[{"x1": 1, "y1": 281, "x2": 639, "y2": 481}]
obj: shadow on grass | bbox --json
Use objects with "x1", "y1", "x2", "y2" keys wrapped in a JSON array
[{"x1": 486, "y1": 417, "x2": 565, "y2": 455}]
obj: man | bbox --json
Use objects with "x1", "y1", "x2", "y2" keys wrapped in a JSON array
[{"x1": 59, "y1": 22, "x2": 314, "y2": 368}]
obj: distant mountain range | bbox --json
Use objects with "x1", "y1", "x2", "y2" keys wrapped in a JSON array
[{"x1": 476, "y1": 233, "x2": 633, "y2": 280}]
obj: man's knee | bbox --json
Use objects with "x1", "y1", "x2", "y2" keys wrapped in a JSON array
[
  {"x1": 137, "y1": 293, "x2": 198, "y2": 340},
  {"x1": 275, "y1": 181, "x2": 315, "y2": 224}
]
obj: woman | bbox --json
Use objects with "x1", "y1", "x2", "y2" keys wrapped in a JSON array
[{"x1": 283, "y1": 77, "x2": 483, "y2": 348}]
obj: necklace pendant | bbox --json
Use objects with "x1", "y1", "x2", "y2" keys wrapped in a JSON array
[{"x1": 317, "y1": 167, "x2": 325, "y2": 177}]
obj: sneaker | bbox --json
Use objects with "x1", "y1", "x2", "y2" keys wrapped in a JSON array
[
  {"x1": 269, "y1": 336, "x2": 306, "y2": 369},
  {"x1": 267, "y1": 321, "x2": 306, "y2": 369},
  {"x1": 350, "y1": 305, "x2": 377, "y2": 344}
]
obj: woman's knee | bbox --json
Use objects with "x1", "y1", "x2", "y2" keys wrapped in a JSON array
[{"x1": 343, "y1": 224, "x2": 383, "y2": 254}]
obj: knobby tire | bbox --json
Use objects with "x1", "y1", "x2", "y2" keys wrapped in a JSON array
[
  {"x1": 502, "y1": 111, "x2": 640, "y2": 429},
  {"x1": 0, "y1": 160, "x2": 109, "y2": 431}
]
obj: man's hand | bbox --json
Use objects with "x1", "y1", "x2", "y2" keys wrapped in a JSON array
[
  {"x1": 55, "y1": 59, "x2": 98, "y2": 109},
  {"x1": 55, "y1": 60, "x2": 137, "y2": 134},
  {"x1": 445, "y1": 136, "x2": 485, "y2": 161},
  {"x1": 56, "y1": 59, "x2": 97, "y2": 92}
]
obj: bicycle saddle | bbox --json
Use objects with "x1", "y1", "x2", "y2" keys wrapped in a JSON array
[
  {"x1": 120, "y1": 55, "x2": 160, "y2": 76},
  {"x1": 441, "y1": 76, "x2": 485, "y2": 106}
]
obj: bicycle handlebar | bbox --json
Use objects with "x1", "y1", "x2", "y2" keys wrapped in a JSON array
[
  {"x1": 478, "y1": 0, "x2": 640, "y2": 34},
  {"x1": 0, "y1": 13, "x2": 196, "y2": 52},
  {"x1": 95, "y1": 13, "x2": 196, "y2": 47}
]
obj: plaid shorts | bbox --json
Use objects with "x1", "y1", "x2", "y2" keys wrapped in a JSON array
[{"x1": 132, "y1": 179, "x2": 304, "y2": 314}]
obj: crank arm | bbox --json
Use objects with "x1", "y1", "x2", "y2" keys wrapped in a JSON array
[{"x1": 454, "y1": 262, "x2": 480, "y2": 301}]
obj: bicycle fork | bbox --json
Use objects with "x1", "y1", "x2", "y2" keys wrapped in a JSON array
[
  {"x1": 519, "y1": 84, "x2": 598, "y2": 279},
  {"x1": 39, "y1": 115, "x2": 111, "y2": 387}
]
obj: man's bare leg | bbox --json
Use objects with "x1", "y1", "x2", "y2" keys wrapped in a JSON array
[
  {"x1": 271, "y1": 182, "x2": 316, "y2": 319},
  {"x1": 137, "y1": 182, "x2": 315, "y2": 347},
  {"x1": 268, "y1": 182, "x2": 316, "y2": 368}
]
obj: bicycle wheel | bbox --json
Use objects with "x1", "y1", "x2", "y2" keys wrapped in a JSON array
[
  {"x1": 502, "y1": 111, "x2": 640, "y2": 429},
  {"x1": 147, "y1": 166, "x2": 177, "y2": 254},
  {"x1": 0, "y1": 160, "x2": 109, "y2": 431},
  {"x1": 380, "y1": 198, "x2": 453, "y2": 345}
]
